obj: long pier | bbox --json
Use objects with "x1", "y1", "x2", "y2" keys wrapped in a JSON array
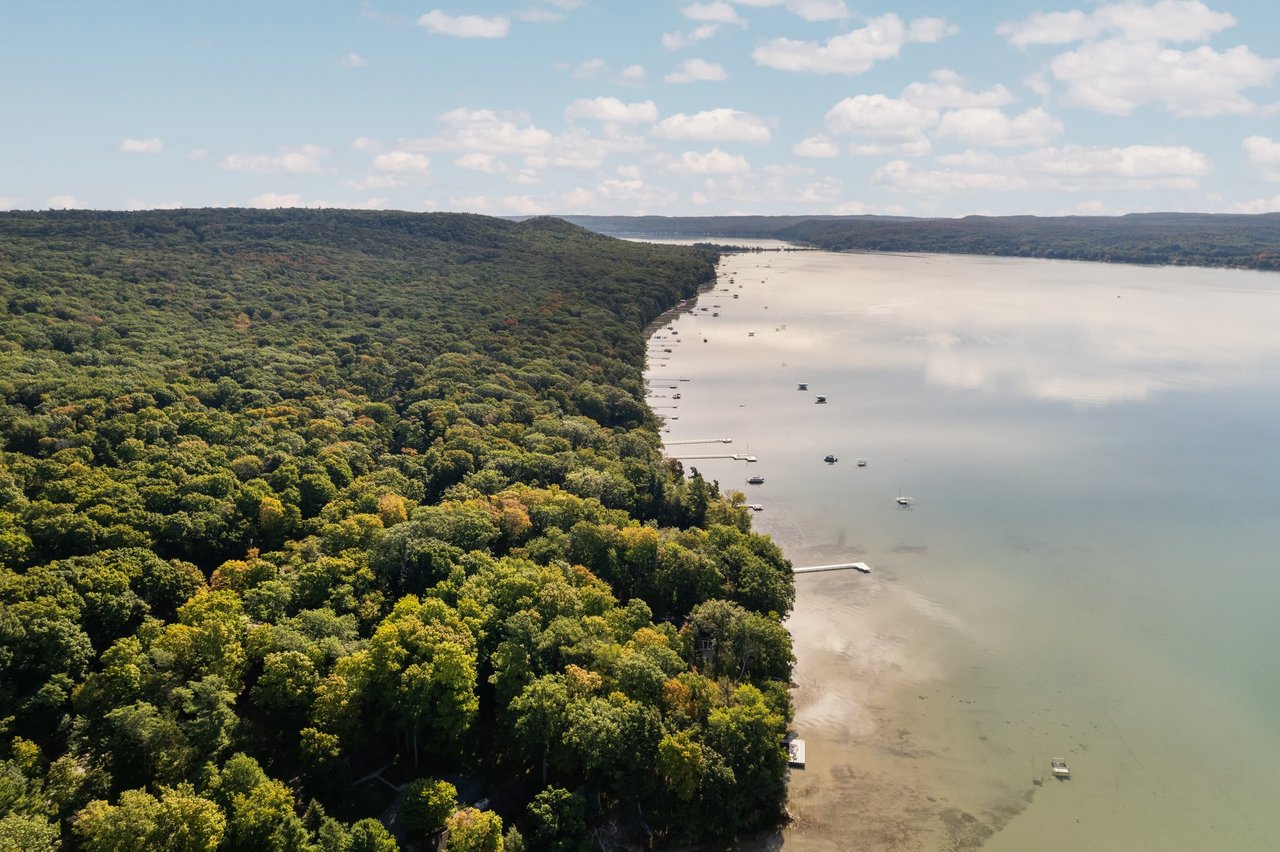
[
  {"x1": 666, "y1": 438, "x2": 733, "y2": 445},
  {"x1": 671, "y1": 453, "x2": 757, "y2": 461},
  {"x1": 793, "y1": 562, "x2": 872, "y2": 575}
]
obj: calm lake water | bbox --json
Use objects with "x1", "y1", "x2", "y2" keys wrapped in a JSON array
[{"x1": 643, "y1": 244, "x2": 1280, "y2": 850}]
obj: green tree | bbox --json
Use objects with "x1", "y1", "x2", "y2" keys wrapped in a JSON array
[
  {"x1": 525, "y1": 787, "x2": 586, "y2": 852},
  {"x1": 445, "y1": 807, "x2": 503, "y2": 852},
  {"x1": 400, "y1": 777, "x2": 456, "y2": 837}
]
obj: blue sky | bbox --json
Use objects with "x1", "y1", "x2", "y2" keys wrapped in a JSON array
[{"x1": 2, "y1": 0, "x2": 1278, "y2": 217}]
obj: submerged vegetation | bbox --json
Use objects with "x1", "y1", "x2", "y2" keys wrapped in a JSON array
[{"x1": 0, "y1": 209, "x2": 796, "y2": 849}]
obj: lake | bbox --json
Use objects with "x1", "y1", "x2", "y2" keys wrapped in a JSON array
[{"x1": 643, "y1": 245, "x2": 1280, "y2": 850}]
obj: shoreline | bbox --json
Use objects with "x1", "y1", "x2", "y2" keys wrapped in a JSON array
[{"x1": 644, "y1": 250, "x2": 1036, "y2": 851}]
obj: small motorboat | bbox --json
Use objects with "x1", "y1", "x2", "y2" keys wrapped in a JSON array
[
  {"x1": 797, "y1": 382, "x2": 808, "y2": 390},
  {"x1": 856, "y1": 459, "x2": 868, "y2": 467},
  {"x1": 824, "y1": 454, "x2": 837, "y2": 464},
  {"x1": 815, "y1": 395, "x2": 827, "y2": 404},
  {"x1": 748, "y1": 504, "x2": 764, "y2": 512},
  {"x1": 1051, "y1": 758, "x2": 1071, "y2": 779},
  {"x1": 747, "y1": 475, "x2": 765, "y2": 485}
]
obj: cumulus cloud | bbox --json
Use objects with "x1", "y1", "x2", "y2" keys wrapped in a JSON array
[
  {"x1": 901, "y1": 70, "x2": 1014, "y2": 109},
  {"x1": 571, "y1": 58, "x2": 647, "y2": 86},
  {"x1": 518, "y1": 0, "x2": 586, "y2": 23},
  {"x1": 663, "y1": 24, "x2": 719, "y2": 50},
  {"x1": 665, "y1": 58, "x2": 728, "y2": 83},
  {"x1": 734, "y1": 0, "x2": 850, "y2": 21},
  {"x1": 408, "y1": 109, "x2": 553, "y2": 155},
  {"x1": 120, "y1": 137, "x2": 164, "y2": 154},
  {"x1": 418, "y1": 10, "x2": 510, "y2": 38},
  {"x1": 873, "y1": 143, "x2": 1212, "y2": 196},
  {"x1": 793, "y1": 135, "x2": 840, "y2": 158},
  {"x1": 825, "y1": 95, "x2": 937, "y2": 156},
  {"x1": 565, "y1": 97, "x2": 659, "y2": 123},
  {"x1": 654, "y1": 108, "x2": 772, "y2": 142},
  {"x1": 682, "y1": 2, "x2": 746, "y2": 26},
  {"x1": 753, "y1": 13, "x2": 956, "y2": 74},
  {"x1": 250, "y1": 192, "x2": 303, "y2": 207},
  {"x1": 619, "y1": 65, "x2": 647, "y2": 86},
  {"x1": 341, "y1": 53, "x2": 367, "y2": 68},
  {"x1": 667, "y1": 148, "x2": 752, "y2": 175},
  {"x1": 1231, "y1": 194, "x2": 1280, "y2": 213},
  {"x1": 372, "y1": 151, "x2": 430, "y2": 173},
  {"x1": 221, "y1": 144, "x2": 327, "y2": 174},
  {"x1": 997, "y1": 1, "x2": 1279, "y2": 117},
  {"x1": 936, "y1": 107, "x2": 1063, "y2": 147},
  {"x1": 455, "y1": 153, "x2": 508, "y2": 174},
  {"x1": 47, "y1": 195, "x2": 82, "y2": 209},
  {"x1": 998, "y1": 0, "x2": 1236, "y2": 46},
  {"x1": 1049, "y1": 40, "x2": 1279, "y2": 116},
  {"x1": 1243, "y1": 136, "x2": 1280, "y2": 180},
  {"x1": 573, "y1": 58, "x2": 607, "y2": 79}
]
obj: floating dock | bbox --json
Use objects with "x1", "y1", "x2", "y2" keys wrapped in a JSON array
[
  {"x1": 793, "y1": 562, "x2": 872, "y2": 575},
  {"x1": 666, "y1": 438, "x2": 733, "y2": 445},
  {"x1": 671, "y1": 453, "x2": 757, "y2": 462}
]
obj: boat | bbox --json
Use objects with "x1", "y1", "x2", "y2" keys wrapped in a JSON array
[
  {"x1": 896, "y1": 495, "x2": 914, "y2": 506},
  {"x1": 815, "y1": 395, "x2": 827, "y2": 404},
  {"x1": 797, "y1": 382, "x2": 808, "y2": 390},
  {"x1": 748, "y1": 504, "x2": 764, "y2": 512},
  {"x1": 856, "y1": 459, "x2": 868, "y2": 467},
  {"x1": 1051, "y1": 758, "x2": 1071, "y2": 778},
  {"x1": 748, "y1": 332, "x2": 755, "y2": 337},
  {"x1": 824, "y1": 454, "x2": 837, "y2": 463},
  {"x1": 747, "y1": 475, "x2": 765, "y2": 485},
  {"x1": 672, "y1": 393, "x2": 681, "y2": 399}
]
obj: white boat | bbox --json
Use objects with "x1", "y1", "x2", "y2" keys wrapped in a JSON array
[
  {"x1": 856, "y1": 459, "x2": 868, "y2": 467},
  {"x1": 747, "y1": 475, "x2": 765, "y2": 485},
  {"x1": 797, "y1": 382, "x2": 808, "y2": 390},
  {"x1": 748, "y1": 504, "x2": 764, "y2": 512},
  {"x1": 815, "y1": 395, "x2": 827, "y2": 404},
  {"x1": 896, "y1": 496, "x2": 914, "y2": 506},
  {"x1": 1051, "y1": 758, "x2": 1071, "y2": 778}
]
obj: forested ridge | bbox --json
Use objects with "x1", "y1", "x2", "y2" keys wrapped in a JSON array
[
  {"x1": 562, "y1": 212, "x2": 1280, "y2": 270},
  {"x1": 0, "y1": 209, "x2": 796, "y2": 850}
]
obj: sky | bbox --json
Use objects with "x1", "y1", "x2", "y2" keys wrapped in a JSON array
[{"x1": 1, "y1": 0, "x2": 1278, "y2": 218}]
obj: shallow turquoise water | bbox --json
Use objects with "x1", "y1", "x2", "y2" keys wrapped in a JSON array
[{"x1": 647, "y1": 246, "x2": 1280, "y2": 850}]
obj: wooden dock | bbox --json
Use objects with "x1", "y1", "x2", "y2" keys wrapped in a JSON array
[{"x1": 793, "y1": 562, "x2": 872, "y2": 575}]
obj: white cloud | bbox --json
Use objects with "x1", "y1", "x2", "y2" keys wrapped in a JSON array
[
  {"x1": 936, "y1": 107, "x2": 1063, "y2": 147},
  {"x1": 347, "y1": 175, "x2": 407, "y2": 190},
  {"x1": 997, "y1": 2, "x2": 1278, "y2": 117},
  {"x1": 668, "y1": 148, "x2": 752, "y2": 175},
  {"x1": 1231, "y1": 194, "x2": 1280, "y2": 213},
  {"x1": 341, "y1": 52, "x2": 367, "y2": 68},
  {"x1": 825, "y1": 94, "x2": 937, "y2": 155},
  {"x1": 353, "y1": 137, "x2": 381, "y2": 152},
  {"x1": 455, "y1": 153, "x2": 508, "y2": 174},
  {"x1": 833, "y1": 200, "x2": 871, "y2": 214},
  {"x1": 418, "y1": 10, "x2": 510, "y2": 38},
  {"x1": 48, "y1": 195, "x2": 83, "y2": 209},
  {"x1": 517, "y1": 1, "x2": 585, "y2": 23},
  {"x1": 501, "y1": 195, "x2": 550, "y2": 215},
  {"x1": 573, "y1": 58, "x2": 607, "y2": 79},
  {"x1": 793, "y1": 135, "x2": 839, "y2": 158},
  {"x1": 565, "y1": 97, "x2": 659, "y2": 123},
  {"x1": 221, "y1": 144, "x2": 327, "y2": 174},
  {"x1": 124, "y1": 200, "x2": 184, "y2": 211},
  {"x1": 120, "y1": 137, "x2": 163, "y2": 154},
  {"x1": 654, "y1": 108, "x2": 771, "y2": 142},
  {"x1": 250, "y1": 192, "x2": 303, "y2": 208},
  {"x1": 901, "y1": 70, "x2": 1013, "y2": 109},
  {"x1": 1049, "y1": 40, "x2": 1280, "y2": 116},
  {"x1": 753, "y1": 13, "x2": 956, "y2": 74},
  {"x1": 0, "y1": 196, "x2": 27, "y2": 210},
  {"x1": 373, "y1": 151, "x2": 430, "y2": 173},
  {"x1": 1243, "y1": 136, "x2": 1280, "y2": 180},
  {"x1": 663, "y1": 24, "x2": 719, "y2": 50},
  {"x1": 187, "y1": 148, "x2": 208, "y2": 160},
  {"x1": 409, "y1": 109, "x2": 553, "y2": 155},
  {"x1": 683, "y1": 2, "x2": 746, "y2": 26},
  {"x1": 619, "y1": 65, "x2": 647, "y2": 86},
  {"x1": 665, "y1": 58, "x2": 728, "y2": 83},
  {"x1": 733, "y1": 0, "x2": 850, "y2": 21},
  {"x1": 998, "y1": 1, "x2": 1236, "y2": 47},
  {"x1": 873, "y1": 143, "x2": 1212, "y2": 197}
]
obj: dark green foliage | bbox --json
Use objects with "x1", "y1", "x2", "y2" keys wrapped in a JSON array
[
  {"x1": 0, "y1": 209, "x2": 792, "y2": 848},
  {"x1": 564, "y1": 212, "x2": 1280, "y2": 270}
]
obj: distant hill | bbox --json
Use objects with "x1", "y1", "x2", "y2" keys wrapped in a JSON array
[{"x1": 560, "y1": 212, "x2": 1280, "y2": 270}]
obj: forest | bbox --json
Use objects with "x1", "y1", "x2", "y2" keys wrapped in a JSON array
[
  {"x1": 0, "y1": 209, "x2": 797, "y2": 850},
  {"x1": 563, "y1": 212, "x2": 1280, "y2": 270}
]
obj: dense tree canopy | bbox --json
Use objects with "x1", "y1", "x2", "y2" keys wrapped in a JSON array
[{"x1": 0, "y1": 209, "x2": 795, "y2": 848}]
